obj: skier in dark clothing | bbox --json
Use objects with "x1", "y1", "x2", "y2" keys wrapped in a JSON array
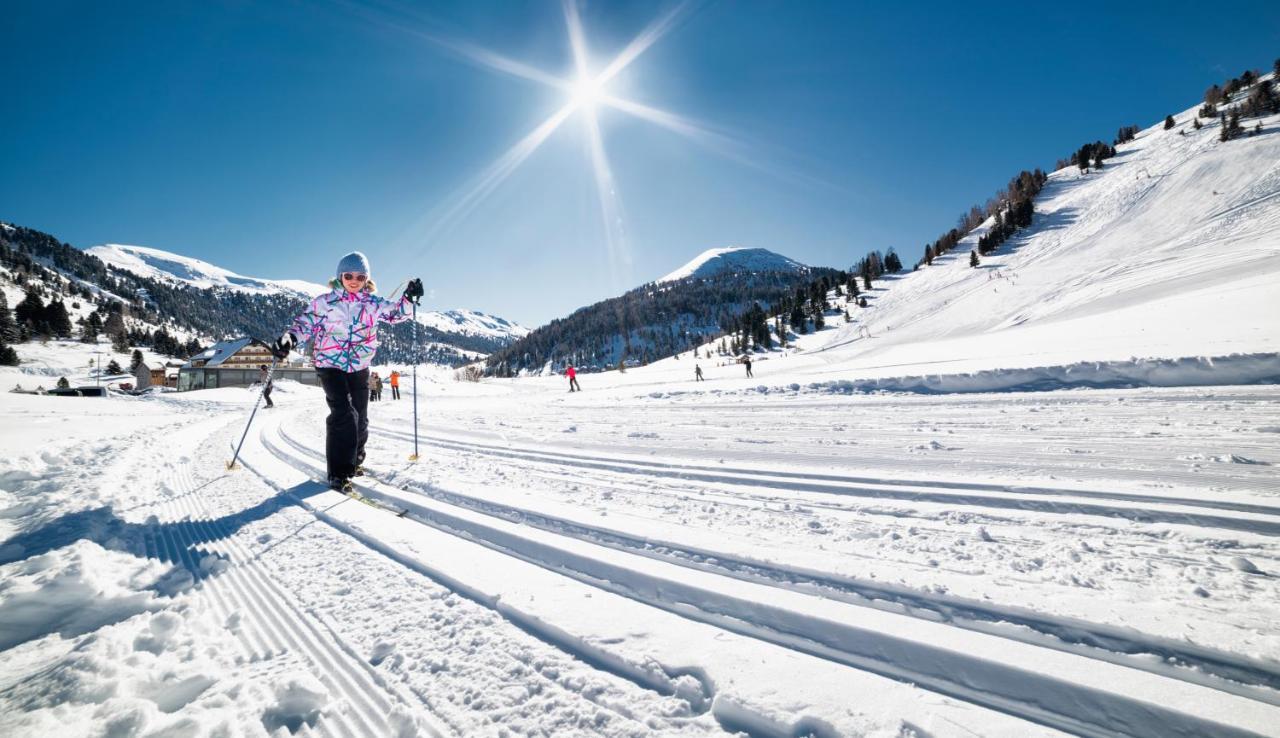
[
  {"x1": 744, "y1": 356, "x2": 753, "y2": 378},
  {"x1": 695, "y1": 364, "x2": 704, "y2": 381},
  {"x1": 271, "y1": 252, "x2": 423, "y2": 491},
  {"x1": 259, "y1": 364, "x2": 274, "y2": 408}
]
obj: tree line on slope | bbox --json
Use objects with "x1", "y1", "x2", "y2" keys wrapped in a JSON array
[
  {"x1": 482, "y1": 266, "x2": 845, "y2": 376},
  {"x1": 0, "y1": 223, "x2": 510, "y2": 367}
]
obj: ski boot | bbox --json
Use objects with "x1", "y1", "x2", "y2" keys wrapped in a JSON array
[{"x1": 327, "y1": 476, "x2": 353, "y2": 493}]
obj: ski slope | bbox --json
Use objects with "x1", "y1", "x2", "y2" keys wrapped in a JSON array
[{"x1": 806, "y1": 96, "x2": 1280, "y2": 378}]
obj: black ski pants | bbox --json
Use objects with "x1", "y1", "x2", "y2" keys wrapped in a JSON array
[{"x1": 317, "y1": 367, "x2": 369, "y2": 480}]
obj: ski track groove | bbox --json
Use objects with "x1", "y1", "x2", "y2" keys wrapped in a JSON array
[
  {"x1": 364, "y1": 425, "x2": 1280, "y2": 538},
  {"x1": 238, "y1": 441, "x2": 685, "y2": 736},
  {"x1": 371, "y1": 424, "x2": 1280, "y2": 517},
  {"x1": 133, "y1": 419, "x2": 411, "y2": 738},
  {"x1": 260, "y1": 419, "x2": 1277, "y2": 738},
  {"x1": 184, "y1": 488, "x2": 394, "y2": 736},
  {"x1": 277, "y1": 423, "x2": 1280, "y2": 700},
  {"x1": 166, "y1": 471, "x2": 368, "y2": 738}
]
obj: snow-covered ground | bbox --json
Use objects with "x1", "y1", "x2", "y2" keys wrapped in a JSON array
[{"x1": 1, "y1": 372, "x2": 1279, "y2": 737}]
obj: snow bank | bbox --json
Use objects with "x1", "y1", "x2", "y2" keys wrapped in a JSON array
[
  {"x1": 745, "y1": 353, "x2": 1280, "y2": 395},
  {"x1": 0, "y1": 539, "x2": 336, "y2": 737},
  {"x1": 0, "y1": 541, "x2": 167, "y2": 650}
]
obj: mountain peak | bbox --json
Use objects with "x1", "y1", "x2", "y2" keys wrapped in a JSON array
[{"x1": 657, "y1": 246, "x2": 807, "y2": 284}]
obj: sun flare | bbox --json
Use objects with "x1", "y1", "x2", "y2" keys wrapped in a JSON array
[{"x1": 570, "y1": 74, "x2": 604, "y2": 110}]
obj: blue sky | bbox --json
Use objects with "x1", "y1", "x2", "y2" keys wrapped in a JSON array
[{"x1": 2, "y1": 1, "x2": 1277, "y2": 326}]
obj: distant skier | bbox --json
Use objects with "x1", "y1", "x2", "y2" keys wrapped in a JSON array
[
  {"x1": 566, "y1": 365, "x2": 581, "y2": 392},
  {"x1": 389, "y1": 370, "x2": 401, "y2": 400},
  {"x1": 744, "y1": 356, "x2": 753, "y2": 378},
  {"x1": 258, "y1": 364, "x2": 274, "y2": 408},
  {"x1": 695, "y1": 364, "x2": 704, "y2": 381},
  {"x1": 271, "y1": 252, "x2": 423, "y2": 491},
  {"x1": 370, "y1": 371, "x2": 383, "y2": 402}
]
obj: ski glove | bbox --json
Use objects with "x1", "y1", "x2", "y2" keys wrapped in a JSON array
[
  {"x1": 405, "y1": 278, "x2": 424, "y2": 303},
  {"x1": 270, "y1": 331, "x2": 296, "y2": 360}
]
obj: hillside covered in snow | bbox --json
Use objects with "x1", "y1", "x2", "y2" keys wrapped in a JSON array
[
  {"x1": 87, "y1": 243, "x2": 329, "y2": 299},
  {"x1": 806, "y1": 88, "x2": 1280, "y2": 376}
]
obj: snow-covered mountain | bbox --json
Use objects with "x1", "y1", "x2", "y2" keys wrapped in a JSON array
[
  {"x1": 656, "y1": 246, "x2": 807, "y2": 284},
  {"x1": 415, "y1": 309, "x2": 528, "y2": 342},
  {"x1": 86, "y1": 243, "x2": 329, "y2": 299},
  {"x1": 88, "y1": 243, "x2": 529, "y2": 346}
]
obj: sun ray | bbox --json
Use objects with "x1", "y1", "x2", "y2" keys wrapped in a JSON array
[
  {"x1": 601, "y1": 94, "x2": 851, "y2": 194},
  {"x1": 582, "y1": 108, "x2": 631, "y2": 285},
  {"x1": 596, "y1": 1, "x2": 693, "y2": 86},
  {"x1": 562, "y1": 0, "x2": 591, "y2": 81},
  {"x1": 415, "y1": 29, "x2": 569, "y2": 91},
  {"x1": 413, "y1": 104, "x2": 577, "y2": 247}
]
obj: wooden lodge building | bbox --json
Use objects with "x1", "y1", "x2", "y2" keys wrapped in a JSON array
[{"x1": 177, "y1": 337, "x2": 316, "y2": 391}]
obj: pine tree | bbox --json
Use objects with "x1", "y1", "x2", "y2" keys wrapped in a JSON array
[
  {"x1": 1163, "y1": 114, "x2": 1175, "y2": 130},
  {"x1": 0, "y1": 344, "x2": 17, "y2": 366},
  {"x1": 107, "y1": 359, "x2": 123, "y2": 375},
  {"x1": 970, "y1": 250, "x2": 980, "y2": 268},
  {"x1": 43, "y1": 300, "x2": 72, "y2": 338},
  {"x1": 56, "y1": 376, "x2": 70, "y2": 389},
  {"x1": 14, "y1": 288, "x2": 44, "y2": 328},
  {"x1": 103, "y1": 310, "x2": 129, "y2": 353},
  {"x1": 130, "y1": 348, "x2": 144, "y2": 371},
  {"x1": 0, "y1": 290, "x2": 18, "y2": 344},
  {"x1": 1193, "y1": 117, "x2": 1203, "y2": 131},
  {"x1": 80, "y1": 311, "x2": 103, "y2": 343}
]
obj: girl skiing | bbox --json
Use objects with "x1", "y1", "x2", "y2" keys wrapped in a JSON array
[{"x1": 271, "y1": 252, "x2": 423, "y2": 491}]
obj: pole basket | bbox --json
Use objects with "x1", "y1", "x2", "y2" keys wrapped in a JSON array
[{"x1": 408, "y1": 453, "x2": 420, "y2": 462}]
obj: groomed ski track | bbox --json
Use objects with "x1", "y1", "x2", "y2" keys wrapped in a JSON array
[{"x1": 227, "y1": 396, "x2": 1280, "y2": 738}]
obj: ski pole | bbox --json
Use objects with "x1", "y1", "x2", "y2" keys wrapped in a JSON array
[
  {"x1": 227, "y1": 353, "x2": 277, "y2": 470},
  {"x1": 409, "y1": 298, "x2": 420, "y2": 462}
]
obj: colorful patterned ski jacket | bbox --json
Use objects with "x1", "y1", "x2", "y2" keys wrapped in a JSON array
[{"x1": 289, "y1": 288, "x2": 412, "y2": 372}]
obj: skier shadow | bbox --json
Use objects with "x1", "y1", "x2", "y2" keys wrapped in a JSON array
[{"x1": 0, "y1": 479, "x2": 329, "y2": 594}]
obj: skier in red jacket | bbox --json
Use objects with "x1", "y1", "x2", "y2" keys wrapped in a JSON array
[{"x1": 566, "y1": 365, "x2": 581, "y2": 392}]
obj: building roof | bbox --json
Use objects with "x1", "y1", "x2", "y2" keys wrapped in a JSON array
[{"x1": 183, "y1": 337, "x2": 269, "y2": 368}]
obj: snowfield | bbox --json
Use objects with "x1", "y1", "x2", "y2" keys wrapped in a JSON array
[
  {"x1": 3, "y1": 89, "x2": 1280, "y2": 736},
  {"x1": 1, "y1": 377, "x2": 1279, "y2": 737}
]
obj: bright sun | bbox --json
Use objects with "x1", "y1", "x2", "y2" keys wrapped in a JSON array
[{"x1": 571, "y1": 74, "x2": 604, "y2": 110}]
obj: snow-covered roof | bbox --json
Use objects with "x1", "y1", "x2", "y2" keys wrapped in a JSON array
[{"x1": 183, "y1": 337, "x2": 262, "y2": 368}]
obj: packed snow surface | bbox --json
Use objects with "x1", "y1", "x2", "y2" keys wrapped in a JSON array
[{"x1": 656, "y1": 246, "x2": 808, "y2": 284}]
